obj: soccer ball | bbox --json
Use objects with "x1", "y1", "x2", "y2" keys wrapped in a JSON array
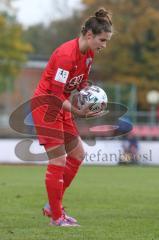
[{"x1": 77, "y1": 85, "x2": 108, "y2": 113}]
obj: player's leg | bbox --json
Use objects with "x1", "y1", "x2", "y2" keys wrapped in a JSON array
[
  {"x1": 52, "y1": 136, "x2": 84, "y2": 224},
  {"x1": 44, "y1": 143, "x2": 66, "y2": 221},
  {"x1": 32, "y1": 97, "x2": 79, "y2": 226},
  {"x1": 43, "y1": 110, "x2": 82, "y2": 225},
  {"x1": 43, "y1": 113, "x2": 84, "y2": 224},
  {"x1": 63, "y1": 136, "x2": 85, "y2": 197},
  {"x1": 32, "y1": 104, "x2": 65, "y2": 221},
  {"x1": 43, "y1": 138, "x2": 83, "y2": 224},
  {"x1": 44, "y1": 143, "x2": 80, "y2": 226},
  {"x1": 62, "y1": 110, "x2": 85, "y2": 197}
]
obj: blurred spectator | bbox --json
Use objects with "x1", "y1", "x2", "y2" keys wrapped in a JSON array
[
  {"x1": 120, "y1": 133, "x2": 139, "y2": 164},
  {"x1": 157, "y1": 105, "x2": 159, "y2": 123}
]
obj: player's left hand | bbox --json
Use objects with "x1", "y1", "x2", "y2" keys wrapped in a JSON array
[{"x1": 86, "y1": 110, "x2": 108, "y2": 119}]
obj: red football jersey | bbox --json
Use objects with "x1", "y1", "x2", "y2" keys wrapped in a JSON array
[{"x1": 34, "y1": 38, "x2": 94, "y2": 101}]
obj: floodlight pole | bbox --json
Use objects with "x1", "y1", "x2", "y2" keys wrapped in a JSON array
[{"x1": 146, "y1": 90, "x2": 159, "y2": 126}]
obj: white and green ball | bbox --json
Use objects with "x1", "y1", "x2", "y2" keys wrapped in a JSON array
[{"x1": 78, "y1": 85, "x2": 108, "y2": 113}]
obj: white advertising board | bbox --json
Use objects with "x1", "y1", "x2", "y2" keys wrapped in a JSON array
[{"x1": 0, "y1": 139, "x2": 158, "y2": 165}]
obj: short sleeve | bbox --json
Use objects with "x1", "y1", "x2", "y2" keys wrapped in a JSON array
[{"x1": 49, "y1": 54, "x2": 73, "y2": 101}]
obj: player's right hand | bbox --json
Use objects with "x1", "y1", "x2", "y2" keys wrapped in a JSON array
[{"x1": 76, "y1": 103, "x2": 96, "y2": 118}]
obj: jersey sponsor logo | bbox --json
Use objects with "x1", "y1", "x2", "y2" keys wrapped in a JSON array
[
  {"x1": 65, "y1": 74, "x2": 84, "y2": 92},
  {"x1": 55, "y1": 68, "x2": 69, "y2": 83}
]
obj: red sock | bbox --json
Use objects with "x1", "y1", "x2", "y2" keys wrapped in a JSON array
[
  {"x1": 62, "y1": 156, "x2": 82, "y2": 197},
  {"x1": 45, "y1": 164, "x2": 64, "y2": 220}
]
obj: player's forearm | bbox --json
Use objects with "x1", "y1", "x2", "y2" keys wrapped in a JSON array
[
  {"x1": 63, "y1": 97, "x2": 97, "y2": 118},
  {"x1": 63, "y1": 99, "x2": 81, "y2": 115}
]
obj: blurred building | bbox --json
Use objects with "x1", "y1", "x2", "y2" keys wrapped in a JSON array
[{"x1": 0, "y1": 60, "x2": 47, "y2": 136}]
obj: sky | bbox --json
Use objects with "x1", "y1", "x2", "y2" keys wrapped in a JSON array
[{"x1": 12, "y1": 0, "x2": 83, "y2": 27}]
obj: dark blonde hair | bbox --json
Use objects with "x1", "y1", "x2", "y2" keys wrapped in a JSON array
[{"x1": 81, "y1": 8, "x2": 112, "y2": 36}]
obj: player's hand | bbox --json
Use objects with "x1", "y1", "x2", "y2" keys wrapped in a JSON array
[
  {"x1": 76, "y1": 103, "x2": 105, "y2": 118},
  {"x1": 71, "y1": 103, "x2": 92, "y2": 118},
  {"x1": 84, "y1": 109, "x2": 107, "y2": 119},
  {"x1": 80, "y1": 104, "x2": 94, "y2": 118}
]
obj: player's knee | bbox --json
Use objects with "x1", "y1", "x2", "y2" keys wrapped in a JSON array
[
  {"x1": 48, "y1": 157, "x2": 66, "y2": 166},
  {"x1": 70, "y1": 149, "x2": 85, "y2": 161},
  {"x1": 79, "y1": 150, "x2": 86, "y2": 161}
]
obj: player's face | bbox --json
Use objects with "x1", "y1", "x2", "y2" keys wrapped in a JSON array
[{"x1": 87, "y1": 31, "x2": 112, "y2": 53}]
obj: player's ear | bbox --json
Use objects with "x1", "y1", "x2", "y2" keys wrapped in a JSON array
[{"x1": 86, "y1": 30, "x2": 94, "y2": 40}]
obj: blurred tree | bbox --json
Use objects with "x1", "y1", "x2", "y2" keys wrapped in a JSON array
[
  {"x1": 0, "y1": 11, "x2": 32, "y2": 93},
  {"x1": 23, "y1": 12, "x2": 82, "y2": 59},
  {"x1": 22, "y1": 0, "x2": 159, "y2": 109},
  {"x1": 82, "y1": 0, "x2": 159, "y2": 109},
  {"x1": 23, "y1": 23, "x2": 54, "y2": 60}
]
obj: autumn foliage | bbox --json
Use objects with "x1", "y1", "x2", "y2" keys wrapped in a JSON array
[
  {"x1": 0, "y1": 14, "x2": 32, "y2": 92},
  {"x1": 82, "y1": 0, "x2": 159, "y2": 109}
]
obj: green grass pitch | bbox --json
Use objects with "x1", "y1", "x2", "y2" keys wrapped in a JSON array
[{"x1": 0, "y1": 165, "x2": 159, "y2": 240}]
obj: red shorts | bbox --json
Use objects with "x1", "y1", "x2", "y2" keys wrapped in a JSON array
[{"x1": 31, "y1": 94, "x2": 79, "y2": 147}]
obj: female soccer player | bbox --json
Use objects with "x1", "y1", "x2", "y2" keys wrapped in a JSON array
[{"x1": 32, "y1": 8, "x2": 113, "y2": 227}]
